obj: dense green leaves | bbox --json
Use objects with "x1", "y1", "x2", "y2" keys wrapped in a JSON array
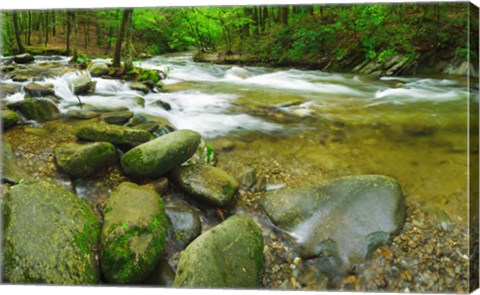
[{"x1": 1, "y1": 3, "x2": 473, "y2": 69}]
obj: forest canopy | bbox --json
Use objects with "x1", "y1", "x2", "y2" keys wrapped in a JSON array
[{"x1": 1, "y1": 3, "x2": 477, "y2": 71}]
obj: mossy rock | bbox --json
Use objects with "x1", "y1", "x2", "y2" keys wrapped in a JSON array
[
  {"x1": 101, "y1": 182, "x2": 169, "y2": 283},
  {"x1": 24, "y1": 82, "x2": 55, "y2": 97},
  {"x1": 2, "y1": 180, "x2": 101, "y2": 284},
  {"x1": 13, "y1": 53, "x2": 34, "y2": 64},
  {"x1": 88, "y1": 62, "x2": 109, "y2": 77},
  {"x1": 75, "y1": 122, "x2": 153, "y2": 147},
  {"x1": 121, "y1": 129, "x2": 201, "y2": 179},
  {"x1": 129, "y1": 82, "x2": 150, "y2": 94},
  {"x1": 173, "y1": 215, "x2": 263, "y2": 288},
  {"x1": 66, "y1": 109, "x2": 101, "y2": 120},
  {"x1": 0, "y1": 84, "x2": 20, "y2": 98},
  {"x1": 170, "y1": 164, "x2": 238, "y2": 207},
  {"x1": 55, "y1": 142, "x2": 118, "y2": 178},
  {"x1": 68, "y1": 74, "x2": 96, "y2": 95},
  {"x1": 260, "y1": 175, "x2": 405, "y2": 271},
  {"x1": 2, "y1": 109, "x2": 20, "y2": 130},
  {"x1": 9, "y1": 98, "x2": 60, "y2": 122},
  {"x1": 100, "y1": 111, "x2": 134, "y2": 125}
]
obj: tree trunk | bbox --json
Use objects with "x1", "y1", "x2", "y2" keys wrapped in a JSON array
[
  {"x1": 27, "y1": 11, "x2": 32, "y2": 45},
  {"x1": 66, "y1": 11, "x2": 72, "y2": 54},
  {"x1": 73, "y1": 12, "x2": 79, "y2": 61},
  {"x1": 12, "y1": 12, "x2": 25, "y2": 53},
  {"x1": 123, "y1": 9, "x2": 134, "y2": 72},
  {"x1": 281, "y1": 6, "x2": 289, "y2": 25},
  {"x1": 44, "y1": 11, "x2": 49, "y2": 47},
  {"x1": 52, "y1": 11, "x2": 56, "y2": 36},
  {"x1": 112, "y1": 8, "x2": 129, "y2": 67}
]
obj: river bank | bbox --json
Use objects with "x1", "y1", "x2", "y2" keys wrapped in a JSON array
[{"x1": 1, "y1": 52, "x2": 477, "y2": 291}]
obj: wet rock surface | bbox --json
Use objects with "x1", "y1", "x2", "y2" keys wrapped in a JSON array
[
  {"x1": 2, "y1": 180, "x2": 101, "y2": 284},
  {"x1": 261, "y1": 175, "x2": 405, "y2": 271},
  {"x1": 173, "y1": 215, "x2": 264, "y2": 288},
  {"x1": 101, "y1": 182, "x2": 169, "y2": 283}
]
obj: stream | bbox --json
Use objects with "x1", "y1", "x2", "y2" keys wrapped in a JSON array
[{"x1": 1, "y1": 51, "x2": 477, "y2": 291}]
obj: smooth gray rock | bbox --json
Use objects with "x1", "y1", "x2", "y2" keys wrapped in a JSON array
[{"x1": 261, "y1": 175, "x2": 405, "y2": 271}]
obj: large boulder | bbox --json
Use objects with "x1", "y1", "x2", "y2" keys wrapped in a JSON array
[
  {"x1": 24, "y1": 82, "x2": 55, "y2": 97},
  {"x1": 121, "y1": 129, "x2": 201, "y2": 179},
  {"x1": 9, "y1": 98, "x2": 60, "y2": 122},
  {"x1": 2, "y1": 109, "x2": 20, "y2": 129},
  {"x1": 101, "y1": 182, "x2": 169, "y2": 283},
  {"x1": 170, "y1": 164, "x2": 238, "y2": 207},
  {"x1": 260, "y1": 175, "x2": 405, "y2": 271},
  {"x1": 13, "y1": 53, "x2": 34, "y2": 64},
  {"x1": 173, "y1": 215, "x2": 263, "y2": 288},
  {"x1": 75, "y1": 122, "x2": 153, "y2": 146},
  {"x1": 68, "y1": 74, "x2": 96, "y2": 95},
  {"x1": 55, "y1": 142, "x2": 117, "y2": 178},
  {"x1": 88, "y1": 62, "x2": 109, "y2": 77},
  {"x1": 2, "y1": 142, "x2": 32, "y2": 184},
  {"x1": 2, "y1": 180, "x2": 101, "y2": 284}
]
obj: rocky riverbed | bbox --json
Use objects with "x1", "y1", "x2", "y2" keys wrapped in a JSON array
[{"x1": 0, "y1": 53, "x2": 476, "y2": 292}]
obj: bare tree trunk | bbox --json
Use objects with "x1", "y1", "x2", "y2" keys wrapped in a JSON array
[
  {"x1": 44, "y1": 11, "x2": 49, "y2": 47},
  {"x1": 52, "y1": 11, "x2": 56, "y2": 36},
  {"x1": 112, "y1": 8, "x2": 129, "y2": 67},
  {"x1": 12, "y1": 11, "x2": 26, "y2": 53},
  {"x1": 124, "y1": 9, "x2": 134, "y2": 72},
  {"x1": 66, "y1": 11, "x2": 72, "y2": 54},
  {"x1": 73, "y1": 12, "x2": 79, "y2": 61},
  {"x1": 281, "y1": 6, "x2": 289, "y2": 25}
]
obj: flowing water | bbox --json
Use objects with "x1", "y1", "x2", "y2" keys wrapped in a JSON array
[{"x1": 1, "y1": 52, "x2": 477, "y2": 290}]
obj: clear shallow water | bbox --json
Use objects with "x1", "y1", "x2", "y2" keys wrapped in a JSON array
[{"x1": 2, "y1": 52, "x2": 476, "y2": 230}]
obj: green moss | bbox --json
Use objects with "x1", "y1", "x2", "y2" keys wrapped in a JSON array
[{"x1": 101, "y1": 182, "x2": 168, "y2": 283}]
